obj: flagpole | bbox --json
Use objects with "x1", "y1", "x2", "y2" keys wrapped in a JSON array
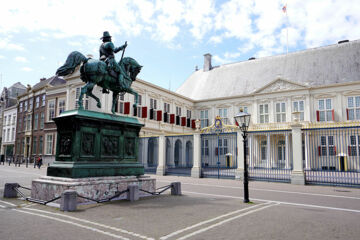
[{"x1": 286, "y1": 4, "x2": 289, "y2": 54}]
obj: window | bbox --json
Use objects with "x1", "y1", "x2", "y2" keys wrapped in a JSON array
[
  {"x1": 318, "y1": 99, "x2": 333, "y2": 122},
  {"x1": 276, "y1": 102, "x2": 286, "y2": 123},
  {"x1": 349, "y1": 135, "x2": 359, "y2": 156},
  {"x1": 150, "y1": 98, "x2": 157, "y2": 109},
  {"x1": 36, "y1": 96, "x2": 40, "y2": 108},
  {"x1": 201, "y1": 139, "x2": 209, "y2": 156},
  {"x1": 320, "y1": 136, "x2": 336, "y2": 156},
  {"x1": 32, "y1": 136, "x2": 37, "y2": 154},
  {"x1": 4, "y1": 116, "x2": 7, "y2": 126},
  {"x1": 187, "y1": 110, "x2": 191, "y2": 118},
  {"x1": 293, "y1": 100, "x2": 304, "y2": 121},
  {"x1": 347, "y1": 96, "x2": 360, "y2": 120},
  {"x1": 18, "y1": 117, "x2": 22, "y2": 132},
  {"x1": 135, "y1": 95, "x2": 142, "y2": 116},
  {"x1": 42, "y1": 95, "x2": 46, "y2": 106},
  {"x1": 6, "y1": 129, "x2": 9, "y2": 142},
  {"x1": 39, "y1": 136, "x2": 43, "y2": 154},
  {"x1": 19, "y1": 102, "x2": 23, "y2": 112},
  {"x1": 58, "y1": 99, "x2": 66, "y2": 116},
  {"x1": 164, "y1": 103, "x2": 170, "y2": 113},
  {"x1": 218, "y1": 108, "x2": 228, "y2": 124},
  {"x1": 218, "y1": 138, "x2": 228, "y2": 155},
  {"x1": 3, "y1": 129, "x2": 5, "y2": 141},
  {"x1": 75, "y1": 88, "x2": 88, "y2": 110},
  {"x1": 120, "y1": 94, "x2": 124, "y2": 101},
  {"x1": 16, "y1": 141, "x2": 20, "y2": 154},
  {"x1": 200, "y1": 110, "x2": 209, "y2": 128},
  {"x1": 46, "y1": 134, "x2": 53, "y2": 155},
  {"x1": 24, "y1": 101, "x2": 28, "y2": 111},
  {"x1": 23, "y1": 116, "x2": 26, "y2": 131},
  {"x1": 11, "y1": 128, "x2": 15, "y2": 141},
  {"x1": 136, "y1": 95, "x2": 142, "y2": 106},
  {"x1": 34, "y1": 114, "x2": 38, "y2": 130},
  {"x1": 26, "y1": 115, "x2": 31, "y2": 131},
  {"x1": 176, "y1": 106, "x2": 182, "y2": 116},
  {"x1": 40, "y1": 112, "x2": 44, "y2": 129},
  {"x1": 12, "y1": 115, "x2": 16, "y2": 124},
  {"x1": 259, "y1": 104, "x2": 269, "y2": 123},
  {"x1": 7, "y1": 115, "x2": 11, "y2": 125},
  {"x1": 261, "y1": 140, "x2": 267, "y2": 161},
  {"x1": 29, "y1": 98, "x2": 33, "y2": 110},
  {"x1": 48, "y1": 100, "x2": 55, "y2": 121}
]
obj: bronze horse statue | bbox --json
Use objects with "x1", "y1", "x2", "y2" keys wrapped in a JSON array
[{"x1": 56, "y1": 51, "x2": 142, "y2": 114}]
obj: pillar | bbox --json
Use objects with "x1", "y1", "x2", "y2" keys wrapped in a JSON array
[
  {"x1": 290, "y1": 123, "x2": 305, "y2": 184},
  {"x1": 156, "y1": 135, "x2": 166, "y2": 176},
  {"x1": 191, "y1": 133, "x2": 202, "y2": 178},
  {"x1": 235, "y1": 130, "x2": 244, "y2": 180}
]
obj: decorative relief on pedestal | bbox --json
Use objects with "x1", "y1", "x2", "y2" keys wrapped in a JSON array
[
  {"x1": 102, "y1": 135, "x2": 119, "y2": 156},
  {"x1": 124, "y1": 137, "x2": 135, "y2": 157},
  {"x1": 59, "y1": 134, "x2": 72, "y2": 155},
  {"x1": 81, "y1": 133, "x2": 95, "y2": 156}
]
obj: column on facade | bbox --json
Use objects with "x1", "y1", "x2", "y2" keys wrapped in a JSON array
[
  {"x1": 191, "y1": 133, "x2": 202, "y2": 178},
  {"x1": 143, "y1": 138, "x2": 149, "y2": 168},
  {"x1": 266, "y1": 133, "x2": 271, "y2": 168},
  {"x1": 290, "y1": 123, "x2": 305, "y2": 184},
  {"x1": 287, "y1": 98, "x2": 292, "y2": 122},
  {"x1": 336, "y1": 92, "x2": 343, "y2": 121},
  {"x1": 235, "y1": 130, "x2": 244, "y2": 180},
  {"x1": 304, "y1": 132, "x2": 310, "y2": 170},
  {"x1": 285, "y1": 132, "x2": 290, "y2": 169},
  {"x1": 156, "y1": 135, "x2": 166, "y2": 176},
  {"x1": 181, "y1": 138, "x2": 186, "y2": 167}
]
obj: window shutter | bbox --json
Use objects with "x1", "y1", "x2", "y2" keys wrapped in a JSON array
[
  {"x1": 316, "y1": 111, "x2": 320, "y2": 122},
  {"x1": 318, "y1": 146, "x2": 321, "y2": 156},
  {"x1": 334, "y1": 146, "x2": 336, "y2": 155},
  {"x1": 163, "y1": 112, "x2": 168, "y2": 122},
  {"x1": 187, "y1": 118, "x2": 191, "y2": 127},
  {"x1": 215, "y1": 147, "x2": 218, "y2": 156},
  {"x1": 235, "y1": 120, "x2": 239, "y2": 126},
  {"x1": 176, "y1": 115, "x2": 180, "y2": 125},
  {"x1": 346, "y1": 108, "x2": 349, "y2": 120},
  {"x1": 142, "y1": 107, "x2": 147, "y2": 118},
  {"x1": 150, "y1": 109, "x2": 154, "y2": 119},
  {"x1": 124, "y1": 102, "x2": 130, "y2": 114},
  {"x1": 157, "y1": 110, "x2": 162, "y2": 121},
  {"x1": 181, "y1": 117, "x2": 186, "y2": 126},
  {"x1": 133, "y1": 105, "x2": 137, "y2": 117},
  {"x1": 170, "y1": 114, "x2": 175, "y2": 124},
  {"x1": 348, "y1": 146, "x2": 351, "y2": 155},
  {"x1": 191, "y1": 119, "x2": 196, "y2": 129},
  {"x1": 332, "y1": 109, "x2": 335, "y2": 121}
]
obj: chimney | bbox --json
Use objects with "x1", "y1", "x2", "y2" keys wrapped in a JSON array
[
  {"x1": 40, "y1": 77, "x2": 47, "y2": 81},
  {"x1": 203, "y1": 53, "x2": 212, "y2": 72}
]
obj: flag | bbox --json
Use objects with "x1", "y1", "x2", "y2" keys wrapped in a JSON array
[{"x1": 282, "y1": 5, "x2": 287, "y2": 13}]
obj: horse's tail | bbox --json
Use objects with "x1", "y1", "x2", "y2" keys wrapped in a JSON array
[{"x1": 56, "y1": 51, "x2": 88, "y2": 76}]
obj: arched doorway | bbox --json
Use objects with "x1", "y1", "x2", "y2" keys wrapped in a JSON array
[
  {"x1": 147, "y1": 138, "x2": 156, "y2": 166},
  {"x1": 186, "y1": 141, "x2": 193, "y2": 167},
  {"x1": 166, "y1": 138, "x2": 171, "y2": 166},
  {"x1": 174, "y1": 139, "x2": 182, "y2": 167}
]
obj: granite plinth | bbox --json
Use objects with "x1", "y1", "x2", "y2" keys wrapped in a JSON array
[{"x1": 31, "y1": 175, "x2": 156, "y2": 204}]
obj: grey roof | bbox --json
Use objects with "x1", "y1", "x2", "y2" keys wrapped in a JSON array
[
  {"x1": 32, "y1": 76, "x2": 66, "y2": 90},
  {"x1": 176, "y1": 40, "x2": 360, "y2": 100}
]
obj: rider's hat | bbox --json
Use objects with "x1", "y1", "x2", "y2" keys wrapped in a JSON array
[{"x1": 100, "y1": 31, "x2": 112, "y2": 39}]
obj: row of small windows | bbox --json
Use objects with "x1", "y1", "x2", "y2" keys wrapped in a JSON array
[
  {"x1": 19, "y1": 95, "x2": 46, "y2": 112},
  {"x1": 16, "y1": 134, "x2": 55, "y2": 156}
]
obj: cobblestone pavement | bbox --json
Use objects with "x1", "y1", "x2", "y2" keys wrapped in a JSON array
[{"x1": 0, "y1": 164, "x2": 359, "y2": 240}]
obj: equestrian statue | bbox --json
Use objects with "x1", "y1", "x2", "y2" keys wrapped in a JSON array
[{"x1": 56, "y1": 31, "x2": 142, "y2": 114}]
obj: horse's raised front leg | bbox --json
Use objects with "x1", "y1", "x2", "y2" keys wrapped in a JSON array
[
  {"x1": 128, "y1": 88, "x2": 138, "y2": 109},
  {"x1": 112, "y1": 92, "x2": 119, "y2": 114},
  {"x1": 86, "y1": 82, "x2": 101, "y2": 109},
  {"x1": 78, "y1": 85, "x2": 87, "y2": 110}
]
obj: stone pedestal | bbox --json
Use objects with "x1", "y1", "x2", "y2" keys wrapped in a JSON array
[
  {"x1": 31, "y1": 175, "x2": 155, "y2": 204},
  {"x1": 47, "y1": 109, "x2": 144, "y2": 178},
  {"x1": 290, "y1": 171, "x2": 306, "y2": 185},
  {"x1": 235, "y1": 169, "x2": 244, "y2": 181}
]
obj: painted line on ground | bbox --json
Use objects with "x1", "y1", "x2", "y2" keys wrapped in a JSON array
[
  {"x1": 13, "y1": 209, "x2": 131, "y2": 240},
  {"x1": 0, "y1": 168, "x2": 43, "y2": 176},
  {"x1": 157, "y1": 180, "x2": 360, "y2": 200},
  {"x1": 176, "y1": 203, "x2": 278, "y2": 240},
  {"x1": 183, "y1": 191, "x2": 360, "y2": 213},
  {"x1": 160, "y1": 202, "x2": 270, "y2": 240},
  {"x1": 0, "y1": 204, "x2": 6, "y2": 208},
  {"x1": 22, "y1": 207, "x2": 154, "y2": 240},
  {"x1": 0, "y1": 199, "x2": 17, "y2": 206}
]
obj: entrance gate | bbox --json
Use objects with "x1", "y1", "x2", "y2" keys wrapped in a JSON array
[
  {"x1": 201, "y1": 132, "x2": 237, "y2": 179},
  {"x1": 165, "y1": 135, "x2": 193, "y2": 176}
]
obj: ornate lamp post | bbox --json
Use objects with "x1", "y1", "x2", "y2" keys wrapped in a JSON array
[{"x1": 234, "y1": 110, "x2": 251, "y2": 203}]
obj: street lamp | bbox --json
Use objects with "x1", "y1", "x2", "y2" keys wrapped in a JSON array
[{"x1": 234, "y1": 110, "x2": 251, "y2": 203}]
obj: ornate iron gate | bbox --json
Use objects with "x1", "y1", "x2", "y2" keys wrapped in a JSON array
[{"x1": 201, "y1": 132, "x2": 238, "y2": 179}]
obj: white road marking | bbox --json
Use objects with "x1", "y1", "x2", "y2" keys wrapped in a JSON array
[
  {"x1": 13, "y1": 209, "x2": 131, "y2": 240},
  {"x1": 176, "y1": 203, "x2": 278, "y2": 240},
  {"x1": 157, "y1": 180, "x2": 360, "y2": 200},
  {"x1": 23, "y1": 207, "x2": 154, "y2": 240},
  {"x1": 184, "y1": 191, "x2": 360, "y2": 213},
  {"x1": 160, "y1": 202, "x2": 270, "y2": 240},
  {"x1": 0, "y1": 199, "x2": 17, "y2": 206},
  {"x1": 0, "y1": 204, "x2": 6, "y2": 208}
]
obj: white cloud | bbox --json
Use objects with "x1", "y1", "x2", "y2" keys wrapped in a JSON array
[
  {"x1": 21, "y1": 67, "x2": 32, "y2": 72},
  {"x1": 0, "y1": 38, "x2": 24, "y2": 51},
  {"x1": 39, "y1": 56, "x2": 46, "y2": 60},
  {"x1": 15, "y1": 56, "x2": 27, "y2": 62}
]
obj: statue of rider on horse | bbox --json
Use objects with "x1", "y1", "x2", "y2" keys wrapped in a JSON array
[{"x1": 56, "y1": 31, "x2": 142, "y2": 114}]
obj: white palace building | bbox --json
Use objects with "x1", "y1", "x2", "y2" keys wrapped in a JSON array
[{"x1": 43, "y1": 39, "x2": 360, "y2": 187}]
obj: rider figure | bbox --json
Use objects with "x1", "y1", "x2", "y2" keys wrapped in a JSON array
[{"x1": 99, "y1": 31, "x2": 129, "y2": 88}]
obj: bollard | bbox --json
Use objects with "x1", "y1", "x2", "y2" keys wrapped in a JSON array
[
  {"x1": 171, "y1": 182, "x2": 181, "y2": 196},
  {"x1": 4, "y1": 183, "x2": 19, "y2": 198},
  {"x1": 127, "y1": 184, "x2": 139, "y2": 202},
  {"x1": 60, "y1": 190, "x2": 77, "y2": 212}
]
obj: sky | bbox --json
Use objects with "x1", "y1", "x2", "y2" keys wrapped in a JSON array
[{"x1": 0, "y1": 0, "x2": 360, "y2": 92}]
